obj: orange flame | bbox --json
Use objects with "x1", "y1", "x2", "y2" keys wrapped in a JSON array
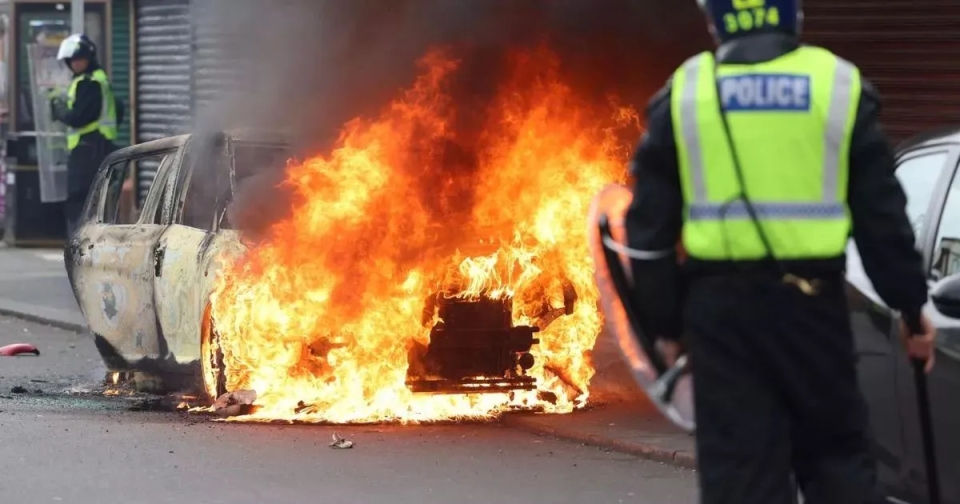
[{"x1": 209, "y1": 46, "x2": 640, "y2": 423}]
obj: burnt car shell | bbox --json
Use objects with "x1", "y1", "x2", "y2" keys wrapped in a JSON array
[{"x1": 64, "y1": 130, "x2": 289, "y2": 386}]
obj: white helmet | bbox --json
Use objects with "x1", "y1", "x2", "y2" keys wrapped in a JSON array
[{"x1": 57, "y1": 33, "x2": 97, "y2": 62}]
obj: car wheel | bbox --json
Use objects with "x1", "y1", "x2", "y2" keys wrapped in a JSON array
[{"x1": 200, "y1": 302, "x2": 228, "y2": 402}]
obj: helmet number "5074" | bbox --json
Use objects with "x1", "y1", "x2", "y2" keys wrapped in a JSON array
[{"x1": 724, "y1": 7, "x2": 781, "y2": 34}]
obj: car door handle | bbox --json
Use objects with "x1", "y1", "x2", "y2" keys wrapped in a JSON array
[
  {"x1": 154, "y1": 244, "x2": 166, "y2": 277},
  {"x1": 67, "y1": 241, "x2": 88, "y2": 258}
]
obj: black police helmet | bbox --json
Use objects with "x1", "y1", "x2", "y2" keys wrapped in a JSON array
[{"x1": 697, "y1": 0, "x2": 802, "y2": 42}]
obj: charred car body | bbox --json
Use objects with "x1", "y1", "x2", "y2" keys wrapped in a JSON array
[
  {"x1": 66, "y1": 131, "x2": 571, "y2": 398},
  {"x1": 64, "y1": 131, "x2": 288, "y2": 391}
]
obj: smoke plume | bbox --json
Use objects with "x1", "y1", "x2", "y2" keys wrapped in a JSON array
[{"x1": 190, "y1": 0, "x2": 708, "y2": 150}]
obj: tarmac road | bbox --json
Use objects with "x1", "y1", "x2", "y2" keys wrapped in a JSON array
[{"x1": 0, "y1": 315, "x2": 699, "y2": 504}]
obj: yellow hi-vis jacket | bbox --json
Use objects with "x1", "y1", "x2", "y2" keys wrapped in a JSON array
[
  {"x1": 671, "y1": 46, "x2": 862, "y2": 261},
  {"x1": 66, "y1": 68, "x2": 118, "y2": 151}
]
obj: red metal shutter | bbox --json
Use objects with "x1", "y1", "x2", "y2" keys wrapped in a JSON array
[{"x1": 804, "y1": 0, "x2": 960, "y2": 142}]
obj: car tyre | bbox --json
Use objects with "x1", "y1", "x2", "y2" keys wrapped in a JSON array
[{"x1": 200, "y1": 302, "x2": 228, "y2": 402}]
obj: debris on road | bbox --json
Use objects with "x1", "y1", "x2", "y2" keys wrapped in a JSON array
[
  {"x1": 213, "y1": 390, "x2": 257, "y2": 417},
  {"x1": 11, "y1": 386, "x2": 27, "y2": 394},
  {"x1": 128, "y1": 397, "x2": 169, "y2": 412},
  {"x1": 329, "y1": 433, "x2": 354, "y2": 449},
  {"x1": 0, "y1": 343, "x2": 39, "y2": 356}
]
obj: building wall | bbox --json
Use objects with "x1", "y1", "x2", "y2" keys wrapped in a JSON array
[{"x1": 805, "y1": 0, "x2": 960, "y2": 143}]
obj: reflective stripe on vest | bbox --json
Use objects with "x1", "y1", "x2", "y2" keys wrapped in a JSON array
[
  {"x1": 66, "y1": 68, "x2": 118, "y2": 151},
  {"x1": 671, "y1": 46, "x2": 861, "y2": 261}
]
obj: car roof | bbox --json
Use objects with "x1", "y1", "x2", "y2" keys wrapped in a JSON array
[
  {"x1": 896, "y1": 126, "x2": 960, "y2": 153},
  {"x1": 103, "y1": 130, "x2": 292, "y2": 164},
  {"x1": 224, "y1": 128, "x2": 292, "y2": 145}
]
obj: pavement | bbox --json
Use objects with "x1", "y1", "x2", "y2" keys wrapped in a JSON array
[
  {"x1": 0, "y1": 246, "x2": 700, "y2": 488},
  {"x1": 0, "y1": 245, "x2": 87, "y2": 332},
  {"x1": 503, "y1": 405, "x2": 697, "y2": 469}
]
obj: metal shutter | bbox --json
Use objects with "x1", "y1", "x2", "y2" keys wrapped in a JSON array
[
  {"x1": 111, "y1": 0, "x2": 133, "y2": 147},
  {"x1": 190, "y1": 0, "x2": 244, "y2": 124},
  {"x1": 805, "y1": 0, "x2": 960, "y2": 142},
  {"x1": 134, "y1": 0, "x2": 192, "y2": 204}
]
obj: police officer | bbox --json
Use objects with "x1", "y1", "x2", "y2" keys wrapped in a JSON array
[
  {"x1": 50, "y1": 34, "x2": 121, "y2": 237},
  {"x1": 624, "y1": 0, "x2": 937, "y2": 502}
]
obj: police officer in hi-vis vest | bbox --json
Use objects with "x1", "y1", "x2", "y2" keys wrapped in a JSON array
[
  {"x1": 50, "y1": 34, "x2": 122, "y2": 237},
  {"x1": 624, "y1": 0, "x2": 937, "y2": 501}
]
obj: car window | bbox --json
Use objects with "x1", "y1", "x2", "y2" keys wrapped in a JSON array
[
  {"x1": 233, "y1": 144, "x2": 289, "y2": 183},
  {"x1": 94, "y1": 152, "x2": 173, "y2": 225},
  {"x1": 895, "y1": 150, "x2": 951, "y2": 238},
  {"x1": 219, "y1": 144, "x2": 291, "y2": 232},
  {"x1": 88, "y1": 152, "x2": 169, "y2": 225},
  {"x1": 150, "y1": 154, "x2": 179, "y2": 225},
  {"x1": 930, "y1": 155, "x2": 960, "y2": 280},
  {"x1": 81, "y1": 161, "x2": 118, "y2": 224},
  {"x1": 175, "y1": 138, "x2": 231, "y2": 231}
]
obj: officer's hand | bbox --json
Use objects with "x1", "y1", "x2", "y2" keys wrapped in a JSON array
[
  {"x1": 900, "y1": 315, "x2": 936, "y2": 374},
  {"x1": 656, "y1": 339, "x2": 683, "y2": 368},
  {"x1": 49, "y1": 97, "x2": 66, "y2": 121}
]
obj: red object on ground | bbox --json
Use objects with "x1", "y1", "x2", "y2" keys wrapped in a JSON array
[{"x1": 0, "y1": 343, "x2": 40, "y2": 356}]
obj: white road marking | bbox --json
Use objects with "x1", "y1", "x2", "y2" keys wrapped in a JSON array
[{"x1": 35, "y1": 251, "x2": 64, "y2": 262}]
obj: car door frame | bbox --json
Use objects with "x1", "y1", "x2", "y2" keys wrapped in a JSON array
[
  {"x1": 65, "y1": 137, "x2": 188, "y2": 370},
  {"x1": 897, "y1": 144, "x2": 960, "y2": 273},
  {"x1": 151, "y1": 133, "x2": 235, "y2": 367}
]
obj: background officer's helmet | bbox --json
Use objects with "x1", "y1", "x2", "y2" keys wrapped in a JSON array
[
  {"x1": 696, "y1": 0, "x2": 803, "y2": 42},
  {"x1": 56, "y1": 33, "x2": 98, "y2": 64}
]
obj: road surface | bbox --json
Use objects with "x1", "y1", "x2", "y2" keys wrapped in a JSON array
[{"x1": 0, "y1": 315, "x2": 699, "y2": 504}]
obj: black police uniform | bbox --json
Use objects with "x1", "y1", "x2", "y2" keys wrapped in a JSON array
[{"x1": 625, "y1": 32, "x2": 929, "y2": 503}]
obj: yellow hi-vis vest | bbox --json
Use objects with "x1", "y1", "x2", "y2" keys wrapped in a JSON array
[
  {"x1": 66, "y1": 68, "x2": 118, "y2": 151},
  {"x1": 671, "y1": 46, "x2": 862, "y2": 261}
]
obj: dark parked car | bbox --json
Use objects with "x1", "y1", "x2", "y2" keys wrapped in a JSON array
[{"x1": 847, "y1": 127, "x2": 960, "y2": 503}]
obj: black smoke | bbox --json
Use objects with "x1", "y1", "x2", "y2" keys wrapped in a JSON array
[
  {"x1": 190, "y1": 0, "x2": 708, "y2": 149},
  {"x1": 187, "y1": 0, "x2": 710, "y2": 239}
]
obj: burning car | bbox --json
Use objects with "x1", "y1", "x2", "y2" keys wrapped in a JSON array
[
  {"x1": 68, "y1": 46, "x2": 640, "y2": 423},
  {"x1": 65, "y1": 127, "x2": 594, "y2": 418}
]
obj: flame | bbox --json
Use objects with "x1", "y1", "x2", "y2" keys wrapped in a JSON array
[{"x1": 209, "y1": 46, "x2": 640, "y2": 423}]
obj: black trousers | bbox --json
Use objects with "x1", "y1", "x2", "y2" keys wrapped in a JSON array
[
  {"x1": 64, "y1": 132, "x2": 117, "y2": 239},
  {"x1": 64, "y1": 191, "x2": 87, "y2": 239},
  {"x1": 684, "y1": 273, "x2": 885, "y2": 504}
]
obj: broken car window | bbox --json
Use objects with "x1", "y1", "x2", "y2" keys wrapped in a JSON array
[
  {"x1": 219, "y1": 144, "x2": 291, "y2": 235},
  {"x1": 178, "y1": 140, "x2": 228, "y2": 232},
  {"x1": 101, "y1": 153, "x2": 172, "y2": 225}
]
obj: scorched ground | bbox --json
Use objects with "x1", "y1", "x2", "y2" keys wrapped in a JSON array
[{"x1": 205, "y1": 45, "x2": 642, "y2": 423}]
